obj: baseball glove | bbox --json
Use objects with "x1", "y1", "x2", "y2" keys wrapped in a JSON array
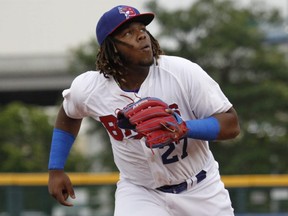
[{"x1": 117, "y1": 97, "x2": 188, "y2": 148}]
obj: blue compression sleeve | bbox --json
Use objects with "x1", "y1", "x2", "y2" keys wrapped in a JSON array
[
  {"x1": 185, "y1": 117, "x2": 220, "y2": 141},
  {"x1": 48, "y1": 128, "x2": 75, "y2": 170}
]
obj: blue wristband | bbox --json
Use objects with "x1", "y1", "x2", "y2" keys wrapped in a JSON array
[
  {"x1": 48, "y1": 128, "x2": 75, "y2": 170},
  {"x1": 186, "y1": 117, "x2": 220, "y2": 141}
]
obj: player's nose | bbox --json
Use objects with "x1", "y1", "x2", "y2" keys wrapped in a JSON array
[{"x1": 137, "y1": 31, "x2": 147, "y2": 42}]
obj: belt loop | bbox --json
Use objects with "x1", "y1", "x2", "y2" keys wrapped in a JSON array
[
  {"x1": 185, "y1": 174, "x2": 200, "y2": 190},
  {"x1": 186, "y1": 178, "x2": 193, "y2": 190},
  {"x1": 156, "y1": 170, "x2": 207, "y2": 194},
  {"x1": 186, "y1": 170, "x2": 206, "y2": 190}
]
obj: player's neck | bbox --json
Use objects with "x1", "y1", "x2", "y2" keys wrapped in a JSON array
[{"x1": 115, "y1": 67, "x2": 149, "y2": 92}]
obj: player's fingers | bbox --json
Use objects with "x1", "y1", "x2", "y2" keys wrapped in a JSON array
[
  {"x1": 54, "y1": 190, "x2": 74, "y2": 207},
  {"x1": 66, "y1": 182, "x2": 76, "y2": 199},
  {"x1": 165, "y1": 108, "x2": 174, "y2": 114},
  {"x1": 50, "y1": 183, "x2": 75, "y2": 206},
  {"x1": 62, "y1": 189, "x2": 69, "y2": 200}
]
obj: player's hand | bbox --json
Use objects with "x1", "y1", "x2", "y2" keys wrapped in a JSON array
[{"x1": 48, "y1": 170, "x2": 75, "y2": 206}]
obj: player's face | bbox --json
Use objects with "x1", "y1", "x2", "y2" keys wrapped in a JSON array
[{"x1": 112, "y1": 22, "x2": 154, "y2": 68}]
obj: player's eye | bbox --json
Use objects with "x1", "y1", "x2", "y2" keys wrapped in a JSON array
[
  {"x1": 140, "y1": 27, "x2": 147, "y2": 33},
  {"x1": 123, "y1": 30, "x2": 132, "y2": 37},
  {"x1": 125, "y1": 32, "x2": 132, "y2": 36},
  {"x1": 120, "y1": 26, "x2": 146, "y2": 38}
]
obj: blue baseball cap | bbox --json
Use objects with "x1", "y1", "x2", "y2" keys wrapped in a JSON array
[{"x1": 96, "y1": 5, "x2": 155, "y2": 45}]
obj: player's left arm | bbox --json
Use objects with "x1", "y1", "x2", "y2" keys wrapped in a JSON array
[
  {"x1": 212, "y1": 107, "x2": 240, "y2": 140},
  {"x1": 117, "y1": 97, "x2": 240, "y2": 148}
]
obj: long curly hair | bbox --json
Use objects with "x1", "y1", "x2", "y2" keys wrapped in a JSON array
[{"x1": 96, "y1": 31, "x2": 163, "y2": 78}]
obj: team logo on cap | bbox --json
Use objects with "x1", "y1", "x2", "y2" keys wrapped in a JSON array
[{"x1": 118, "y1": 6, "x2": 137, "y2": 19}]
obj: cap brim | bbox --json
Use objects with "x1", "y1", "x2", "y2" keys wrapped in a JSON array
[{"x1": 110, "y1": 13, "x2": 155, "y2": 35}]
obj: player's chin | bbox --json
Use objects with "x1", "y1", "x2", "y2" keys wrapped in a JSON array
[{"x1": 139, "y1": 56, "x2": 154, "y2": 67}]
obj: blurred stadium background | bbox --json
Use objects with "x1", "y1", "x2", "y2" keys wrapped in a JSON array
[{"x1": 0, "y1": 0, "x2": 288, "y2": 215}]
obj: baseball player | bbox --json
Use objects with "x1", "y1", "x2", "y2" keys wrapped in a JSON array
[{"x1": 48, "y1": 5, "x2": 240, "y2": 216}]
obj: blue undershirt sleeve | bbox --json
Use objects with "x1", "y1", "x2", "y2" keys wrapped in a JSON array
[
  {"x1": 48, "y1": 128, "x2": 75, "y2": 170},
  {"x1": 185, "y1": 117, "x2": 220, "y2": 141}
]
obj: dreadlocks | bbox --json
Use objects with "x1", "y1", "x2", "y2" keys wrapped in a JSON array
[{"x1": 96, "y1": 31, "x2": 164, "y2": 78}]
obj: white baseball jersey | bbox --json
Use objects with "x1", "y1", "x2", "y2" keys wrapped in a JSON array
[{"x1": 62, "y1": 55, "x2": 232, "y2": 189}]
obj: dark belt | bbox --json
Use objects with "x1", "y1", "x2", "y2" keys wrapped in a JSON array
[{"x1": 156, "y1": 170, "x2": 207, "y2": 194}]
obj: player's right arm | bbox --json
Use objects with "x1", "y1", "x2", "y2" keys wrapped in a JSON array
[{"x1": 48, "y1": 105, "x2": 82, "y2": 206}]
